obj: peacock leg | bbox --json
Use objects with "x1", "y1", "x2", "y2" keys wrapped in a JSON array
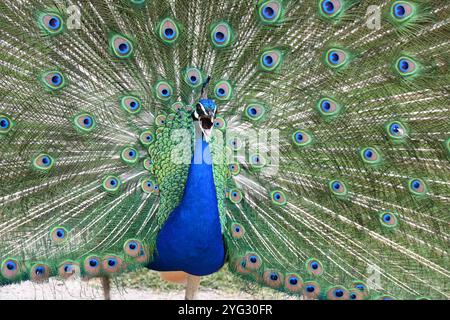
[
  {"x1": 185, "y1": 274, "x2": 201, "y2": 300},
  {"x1": 100, "y1": 276, "x2": 111, "y2": 300}
]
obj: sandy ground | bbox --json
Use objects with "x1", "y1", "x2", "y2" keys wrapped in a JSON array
[{"x1": 0, "y1": 277, "x2": 257, "y2": 300}]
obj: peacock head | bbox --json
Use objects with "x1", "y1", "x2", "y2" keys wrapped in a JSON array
[
  {"x1": 192, "y1": 76, "x2": 217, "y2": 142},
  {"x1": 193, "y1": 98, "x2": 217, "y2": 142}
]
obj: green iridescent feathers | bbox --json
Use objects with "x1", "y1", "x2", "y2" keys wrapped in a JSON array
[{"x1": 0, "y1": 0, "x2": 449, "y2": 300}]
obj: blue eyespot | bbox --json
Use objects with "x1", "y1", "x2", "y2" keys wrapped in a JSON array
[
  {"x1": 217, "y1": 88, "x2": 226, "y2": 97},
  {"x1": 333, "y1": 182, "x2": 341, "y2": 190},
  {"x1": 0, "y1": 118, "x2": 10, "y2": 129},
  {"x1": 263, "y1": 54, "x2": 274, "y2": 67},
  {"x1": 394, "y1": 4, "x2": 406, "y2": 18},
  {"x1": 334, "y1": 289, "x2": 344, "y2": 298},
  {"x1": 35, "y1": 266, "x2": 45, "y2": 275},
  {"x1": 164, "y1": 27, "x2": 175, "y2": 39},
  {"x1": 89, "y1": 259, "x2": 98, "y2": 267},
  {"x1": 6, "y1": 261, "x2": 16, "y2": 271},
  {"x1": 214, "y1": 31, "x2": 225, "y2": 43},
  {"x1": 48, "y1": 16, "x2": 61, "y2": 30},
  {"x1": 249, "y1": 255, "x2": 258, "y2": 264},
  {"x1": 234, "y1": 226, "x2": 240, "y2": 233},
  {"x1": 289, "y1": 278, "x2": 298, "y2": 285},
  {"x1": 329, "y1": 51, "x2": 340, "y2": 64},
  {"x1": 51, "y1": 74, "x2": 62, "y2": 86},
  {"x1": 306, "y1": 285, "x2": 315, "y2": 292},
  {"x1": 322, "y1": 1, "x2": 335, "y2": 14},
  {"x1": 108, "y1": 258, "x2": 117, "y2": 267},
  {"x1": 270, "y1": 272, "x2": 279, "y2": 281},
  {"x1": 263, "y1": 6, "x2": 275, "y2": 19},
  {"x1": 398, "y1": 59, "x2": 410, "y2": 72}
]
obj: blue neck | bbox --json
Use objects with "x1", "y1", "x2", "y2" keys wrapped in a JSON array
[{"x1": 148, "y1": 135, "x2": 225, "y2": 275}]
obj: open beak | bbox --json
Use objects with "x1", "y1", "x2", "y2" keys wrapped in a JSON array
[{"x1": 199, "y1": 111, "x2": 215, "y2": 142}]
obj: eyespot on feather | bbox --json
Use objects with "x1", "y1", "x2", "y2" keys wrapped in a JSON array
[
  {"x1": 229, "y1": 188, "x2": 243, "y2": 204},
  {"x1": 39, "y1": 12, "x2": 64, "y2": 35},
  {"x1": 102, "y1": 175, "x2": 121, "y2": 193},
  {"x1": 41, "y1": 71, "x2": 66, "y2": 91},
  {"x1": 120, "y1": 96, "x2": 142, "y2": 114},
  {"x1": 102, "y1": 255, "x2": 123, "y2": 274},
  {"x1": 110, "y1": 34, "x2": 134, "y2": 59},
  {"x1": 121, "y1": 146, "x2": 139, "y2": 165},
  {"x1": 306, "y1": 258, "x2": 324, "y2": 276},
  {"x1": 230, "y1": 222, "x2": 245, "y2": 239},
  {"x1": 32, "y1": 154, "x2": 55, "y2": 172},
  {"x1": 263, "y1": 270, "x2": 284, "y2": 289},
  {"x1": 73, "y1": 113, "x2": 96, "y2": 133},
  {"x1": 327, "y1": 286, "x2": 350, "y2": 300},
  {"x1": 259, "y1": 49, "x2": 283, "y2": 71},
  {"x1": 0, "y1": 115, "x2": 14, "y2": 134},
  {"x1": 30, "y1": 263, "x2": 51, "y2": 283},
  {"x1": 258, "y1": 0, "x2": 284, "y2": 24},
  {"x1": 1, "y1": 258, "x2": 20, "y2": 280},
  {"x1": 58, "y1": 261, "x2": 80, "y2": 279},
  {"x1": 50, "y1": 227, "x2": 68, "y2": 244},
  {"x1": 318, "y1": 0, "x2": 343, "y2": 19},
  {"x1": 158, "y1": 18, "x2": 180, "y2": 44},
  {"x1": 292, "y1": 130, "x2": 313, "y2": 147},
  {"x1": 210, "y1": 22, "x2": 233, "y2": 48},
  {"x1": 284, "y1": 273, "x2": 303, "y2": 293},
  {"x1": 270, "y1": 190, "x2": 287, "y2": 205},
  {"x1": 84, "y1": 256, "x2": 102, "y2": 276},
  {"x1": 304, "y1": 281, "x2": 321, "y2": 300},
  {"x1": 329, "y1": 180, "x2": 348, "y2": 196},
  {"x1": 155, "y1": 81, "x2": 173, "y2": 101}
]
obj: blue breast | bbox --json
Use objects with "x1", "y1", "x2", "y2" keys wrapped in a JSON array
[{"x1": 148, "y1": 138, "x2": 225, "y2": 276}]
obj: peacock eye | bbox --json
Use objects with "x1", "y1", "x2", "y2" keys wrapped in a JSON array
[
  {"x1": 214, "y1": 80, "x2": 232, "y2": 101},
  {"x1": 83, "y1": 256, "x2": 101, "y2": 276},
  {"x1": 258, "y1": 0, "x2": 283, "y2": 24},
  {"x1": 140, "y1": 130, "x2": 154, "y2": 146},
  {"x1": 319, "y1": 0, "x2": 342, "y2": 18},
  {"x1": 306, "y1": 258, "x2": 324, "y2": 276},
  {"x1": 1, "y1": 259, "x2": 20, "y2": 280},
  {"x1": 111, "y1": 35, "x2": 133, "y2": 58},
  {"x1": 42, "y1": 71, "x2": 66, "y2": 90},
  {"x1": 379, "y1": 212, "x2": 399, "y2": 228},
  {"x1": 330, "y1": 180, "x2": 348, "y2": 196},
  {"x1": 155, "y1": 81, "x2": 173, "y2": 101},
  {"x1": 396, "y1": 57, "x2": 417, "y2": 76},
  {"x1": 229, "y1": 188, "x2": 243, "y2": 204},
  {"x1": 102, "y1": 255, "x2": 123, "y2": 273},
  {"x1": 245, "y1": 103, "x2": 266, "y2": 121},
  {"x1": 102, "y1": 175, "x2": 121, "y2": 192},
  {"x1": 33, "y1": 154, "x2": 55, "y2": 171},
  {"x1": 408, "y1": 178, "x2": 427, "y2": 195},
  {"x1": 210, "y1": 22, "x2": 233, "y2": 48},
  {"x1": 292, "y1": 130, "x2": 313, "y2": 147},
  {"x1": 40, "y1": 13, "x2": 64, "y2": 34},
  {"x1": 0, "y1": 115, "x2": 13, "y2": 134},
  {"x1": 259, "y1": 50, "x2": 282, "y2": 71},
  {"x1": 50, "y1": 227, "x2": 68, "y2": 243},
  {"x1": 74, "y1": 113, "x2": 96, "y2": 132},
  {"x1": 159, "y1": 18, "x2": 179, "y2": 44},
  {"x1": 391, "y1": 1, "x2": 414, "y2": 21},
  {"x1": 326, "y1": 49, "x2": 348, "y2": 68},
  {"x1": 360, "y1": 147, "x2": 382, "y2": 164},
  {"x1": 31, "y1": 264, "x2": 50, "y2": 282},
  {"x1": 270, "y1": 190, "x2": 287, "y2": 205},
  {"x1": 184, "y1": 68, "x2": 203, "y2": 87},
  {"x1": 121, "y1": 146, "x2": 139, "y2": 164},
  {"x1": 120, "y1": 96, "x2": 142, "y2": 114}
]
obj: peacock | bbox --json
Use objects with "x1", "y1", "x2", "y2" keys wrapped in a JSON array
[{"x1": 0, "y1": 0, "x2": 449, "y2": 301}]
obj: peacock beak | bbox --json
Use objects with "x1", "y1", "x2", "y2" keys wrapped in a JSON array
[{"x1": 199, "y1": 110, "x2": 215, "y2": 142}]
